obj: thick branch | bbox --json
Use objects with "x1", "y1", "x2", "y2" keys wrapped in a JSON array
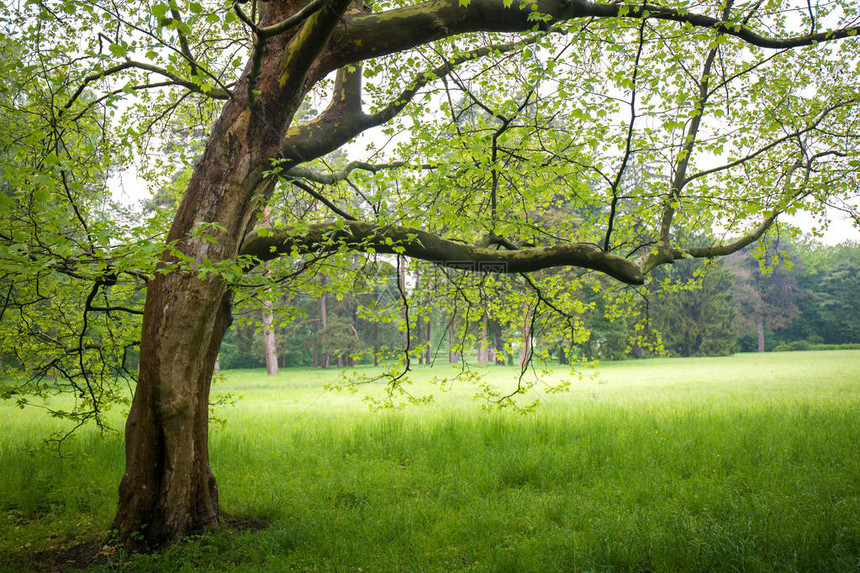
[
  {"x1": 258, "y1": 0, "x2": 329, "y2": 39},
  {"x1": 324, "y1": 0, "x2": 860, "y2": 72},
  {"x1": 279, "y1": 0, "x2": 354, "y2": 104},
  {"x1": 240, "y1": 221, "x2": 645, "y2": 284},
  {"x1": 240, "y1": 0, "x2": 329, "y2": 106},
  {"x1": 640, "y1": 211, "x2": 779, "y2": 276},
  {"x1": 282, "y1": 34, "x2": 543, "y2": 162},
  {"x1": 587, "y1": 2, "x2": 860, "y2": 49}
]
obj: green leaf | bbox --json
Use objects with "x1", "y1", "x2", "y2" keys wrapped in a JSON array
[
  {"x1": 152, "y1": 3, "x2": 169, "y2": 20},
  {"x1": 109, "y1": 42, "x2": 127, "y2": 58}
]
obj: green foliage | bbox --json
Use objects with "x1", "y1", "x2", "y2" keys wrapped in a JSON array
[
  {"x1": 648, "y1": 258, "x2": 737, "y2": 357},
  {"x1": 0, "y1": 30, "x2": 152, "y2": 434},
  {"x1": 730, "y1": 241, "x2": 860, "y2": 352}
]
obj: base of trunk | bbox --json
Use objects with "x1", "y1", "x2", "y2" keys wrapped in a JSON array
[
  {"x1": 112, "y1": 461, "x2": 220, "y2": 550},
  {"x1": 112, "y1": 283, "x2": 233, "y2": 549}
]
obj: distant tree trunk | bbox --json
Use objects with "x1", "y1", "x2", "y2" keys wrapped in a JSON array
[
  {"x1": 399, "y1": 257, "x2": 408, "y2": 351},
  {"x1": 348, "y1": 298, "x2": 357, "y2": 367},
  {"x1": 320, "y1": 274, "x2": 329, "y2": 370},
  {"x1": 448, "y1": 320, "x2": 458, "y2": 364},
  {"x1": 260, "y1": 209, "x2": 278, "y2": 375},
  {"x1": 414, "y1": 267, "x2": 424, "y2": 364},
  {"x1": 492, "y1": 318, "x2": 504, "y2": 365},
  {"x1": 519, "y1": 305, "x2": 533, "y2": 369},
  {"x1": 262, "y1": 297, "x2": 278, "y2": 375},
  {"x1": 336, "y1": 298, "x2": 345, "y2": 368},
  {"x1": 312, "y1": 320, "x2": 319, "y2": 368},
  {"x1": 416, "y1": 318, "x2": 424, "y2": 364},
  {"x1": 280, "y1": 296, "x2": 294, "y2": 368},
  {"x1": 756, "y1": 314, "x2": 765, "y2": 353},
  {"x1": 373, "y1": 321, "x2": 380, "y2": 366},
  {"x1": 477, "y1": 311, "x2": 489, "y2": 366},
  {"x1": 425, "y1": 318, "x2": 431, "y2": 365}
]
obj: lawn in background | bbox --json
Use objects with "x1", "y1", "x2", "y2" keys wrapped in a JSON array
[{"x1": 1, "y1": 350, "x2": 858, "y2": 572}]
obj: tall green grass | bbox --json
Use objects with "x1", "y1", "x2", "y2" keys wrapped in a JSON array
[{"x1": 1, "y1": 351, "x2": 858, "y2": 571}]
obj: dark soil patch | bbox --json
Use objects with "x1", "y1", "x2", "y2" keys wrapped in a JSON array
[
  {"x1": 221, "y1": 515, "x2": 270, "y2": 533},
  {"x1": 30, "y1": 541, "x2": 106, "y2": 571},
  {"x1": 22, "y1": 516, "x2": 271, "y2": 571}
]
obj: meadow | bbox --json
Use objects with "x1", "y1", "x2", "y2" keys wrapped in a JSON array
[{"x1": 1, "y1": 350, "x2": 858, "y2": 572}]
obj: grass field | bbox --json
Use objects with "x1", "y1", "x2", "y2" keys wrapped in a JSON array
[{"x1": 1, "y1": 351, "x2": 858, "y2": 572}]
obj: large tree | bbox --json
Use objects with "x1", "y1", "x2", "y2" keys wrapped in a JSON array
[{"x1": 2, "y1": 0, "x2": 859, "y2": 547}]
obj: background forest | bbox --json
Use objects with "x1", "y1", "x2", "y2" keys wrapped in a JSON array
[{"x1": 218, "y1": 239, "x2": 860, "y2": 371}]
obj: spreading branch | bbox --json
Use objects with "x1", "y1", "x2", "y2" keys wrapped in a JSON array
[
  {"x1": 240, "y1": 221, "x2": 646, "y2": 284},
  {"x1": 282, "y1": 33, "x2": 547, "y2": 163},
  {"x1": 323, "y1": 0, "x2": 860, "y2": 74},
  {"x1": 64, "y1": 60, "x2": 229, "y2": 114}
]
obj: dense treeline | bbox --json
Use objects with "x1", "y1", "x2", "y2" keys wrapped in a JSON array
[{"x1": 219, "y1": 240, "x2": 859, "y2": 370}]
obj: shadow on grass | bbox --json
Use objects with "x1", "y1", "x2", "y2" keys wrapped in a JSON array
[{"x1": 13, "y1": 516, "x2": 272, "y2": 572}]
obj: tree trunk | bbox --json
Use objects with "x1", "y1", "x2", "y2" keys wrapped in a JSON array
[
  {"x1": 425, "y1": 318, "x2": 431, "y2": 365},
  {"x1": 320, "y1": 274, "x2": 329, "y2": 369},
  {"x1": 413, "y1": 267, "x2": 424, "y2": 364},
  {"x1": 492, "y1": 318, "x2": 504, "y2": 365},
  {"x1": 399, "y1": 257, "x2": 408, "y2": 350},
  {"x1": 108, "y1": 0, "x2": 369, "y2": 546},
  {"x1": 111, "y1": 97, "x2": 276, "y2": 545},
  {"x1": 113, "y1": 281, "x2": 234, "y2": 549},
  {"x1": 373, "y1": 320, "x2": 379, "y2": 367},
  {"x1": 261, "y1": 209, "x2": 279, "y2": 375},
  {"x1": 519, "y1": 305, "x2": 533, "y2": 370},
  {"x1": 756, "y1": 314, "x2": 765, "y2": 353},
  {"x1": 262, "y1": 297, "x2": 279, "y2": 375},
  {"x1": 348, "y1": 299, "x2": 357, "y2": 367},
  {"x1": 448, "y1": 320, "x2": 458, "y2": 364},
  {"x1": 477, "y1": 311, "x2": 489, "y2": 366}
]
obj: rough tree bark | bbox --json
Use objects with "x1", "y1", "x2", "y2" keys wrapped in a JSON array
[{"x1": 113, "y1": 0, "x2": 354, "y2": 546}]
